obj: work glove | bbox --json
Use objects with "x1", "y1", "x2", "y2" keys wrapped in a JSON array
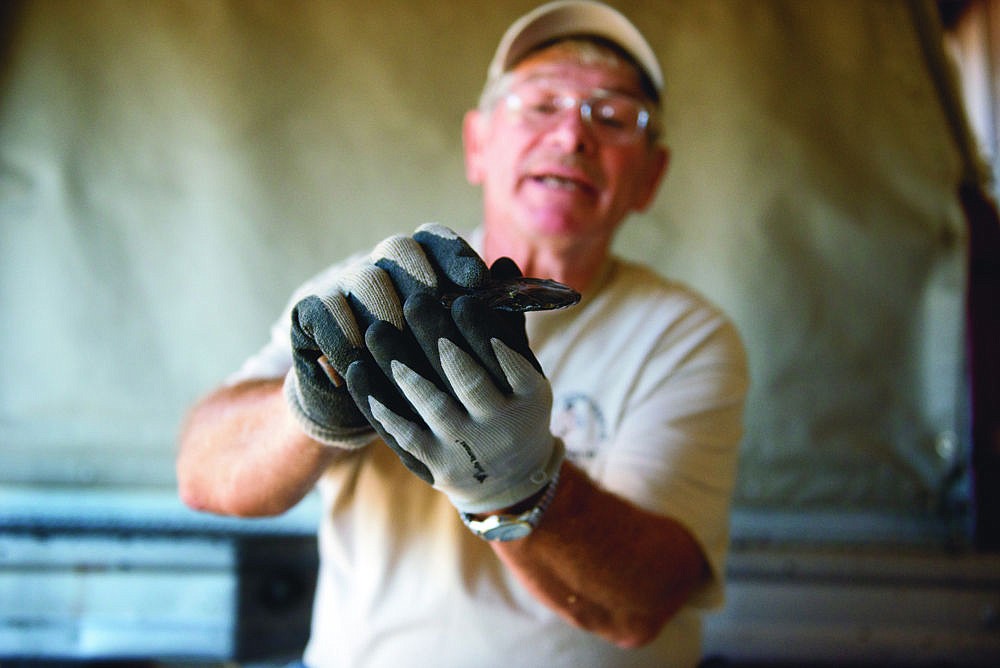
[
  {"x1": 346, "y1": 265, "x2": 565, "y2": 514},
  {"x1": 284, "y1": 259, "x2": 402, "y2": 449},
  {"x1": 284, "y1": 223, "x2": 491, "y2": 455}
]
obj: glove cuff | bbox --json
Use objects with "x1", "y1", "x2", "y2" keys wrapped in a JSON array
[
  {"x1": 449, "y1": 437, "x2": 566, "y2": 514},
  {"x1": 283, "y1": 370, "x2": 377, "y2": 450}
]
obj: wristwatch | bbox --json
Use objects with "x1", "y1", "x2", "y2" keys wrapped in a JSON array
[{"x1": 460, "y1": 468, "x2": 561, "y2": 542}]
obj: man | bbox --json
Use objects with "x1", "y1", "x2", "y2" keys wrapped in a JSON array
[{"x1": 177, "y1": 2, "x2": 748, "y2": 666}]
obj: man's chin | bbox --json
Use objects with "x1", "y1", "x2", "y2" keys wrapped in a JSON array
[{"x1": 523, "y1": 214, "x2": 596, "y2": 239}]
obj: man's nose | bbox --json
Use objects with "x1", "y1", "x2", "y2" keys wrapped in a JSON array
[{"x1": 545, "y1": 104, "x2": 596, "y2": 153}]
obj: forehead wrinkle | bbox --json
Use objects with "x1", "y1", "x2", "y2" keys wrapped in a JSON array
[
  {"x1": 509, "y1": 73, "x2": 645, "y2": 102},
  {"x1": 508, "y1": 58, "x2": 646, "y2": 101},
  {"x1": 515, "y1": 39, "x2": 649, "y2": 91}
]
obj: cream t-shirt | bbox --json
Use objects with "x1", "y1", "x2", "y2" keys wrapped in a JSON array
[{"x1": 230, "y1": 248, "x2": 748, "y2": 668}]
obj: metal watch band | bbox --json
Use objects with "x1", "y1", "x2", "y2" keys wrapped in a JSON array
[{"x1": 460, "y1": 467, "x2": 562, "y2": 541}]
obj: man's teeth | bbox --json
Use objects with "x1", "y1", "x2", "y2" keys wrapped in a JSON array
[{"x1": 537, "y1": 175, "x2": 579, "y2": 190}]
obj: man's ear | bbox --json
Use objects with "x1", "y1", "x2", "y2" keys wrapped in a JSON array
[
  {"x1": 633, "y1": 145, "x2": 670, "y2": 212},
  {"x1": 462, "y1": 109, "x2": 487, "y2": 185}
]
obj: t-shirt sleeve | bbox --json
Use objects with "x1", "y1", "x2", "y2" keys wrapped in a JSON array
[{"x1": 601, "y1": 309, "x2": 749, "y2": 610}]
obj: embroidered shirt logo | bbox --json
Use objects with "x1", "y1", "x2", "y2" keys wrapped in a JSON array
[{"x1": 552, "y1": 393, "x2": 606, "y2": 463}]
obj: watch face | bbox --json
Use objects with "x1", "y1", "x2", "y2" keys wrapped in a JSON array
[{"x1": 482, "y1": 520, "x2": 533, "y2": 542}]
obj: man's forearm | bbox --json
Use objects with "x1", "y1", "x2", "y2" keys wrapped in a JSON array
[
  {"x1": 492, "y1": 461, "x2": 708, "y2": 648},
  {"x1": 177, "y1": 377, "x2": 345, "y2": 517}
]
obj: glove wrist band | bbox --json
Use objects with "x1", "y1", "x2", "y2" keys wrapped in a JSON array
[{"x1": 282, "y1": 371, "x2": 375, "y2": 450}]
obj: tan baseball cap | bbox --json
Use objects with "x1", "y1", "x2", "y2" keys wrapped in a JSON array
[{"x1": 487, "y1": 1, "x2": 664, "y2": 99}]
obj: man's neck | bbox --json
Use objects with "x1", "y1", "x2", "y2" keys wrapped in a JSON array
[{"x1": 482, "y1": 225, "x2": 611, "y2": 293}]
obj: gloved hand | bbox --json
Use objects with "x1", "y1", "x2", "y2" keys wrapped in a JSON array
[
  {"x1": 284, "y1": 223, "x2": 491, "y2": 456},
  {"x1": 284, "y1": 260, "x2": 403, "y2": 449},
  {"x1": 347, "y1": 277, "x2": 564, "y2": 514}
]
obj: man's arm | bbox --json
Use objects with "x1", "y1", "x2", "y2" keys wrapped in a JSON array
[
  {"x1": 492, "y1": 460, "x2": 708, "y2": 649},
  {"x1": 177, "y1": 378, "x2": 347, "y2": 517},
  {"x1": 178, "y1": 225, "x2": 495, "y2": 518},
  {"x1": 354, "y1": 281, "x2": 727, "y2": 647}
]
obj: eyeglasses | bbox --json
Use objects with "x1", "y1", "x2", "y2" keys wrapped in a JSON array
[{"x1": 501, "y1": 84, "x2": 655, "y2": 145}]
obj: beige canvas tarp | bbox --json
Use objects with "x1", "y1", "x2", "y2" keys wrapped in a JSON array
[{"x1": 0, "y1": 0, "x2": 975, "y2": 538}]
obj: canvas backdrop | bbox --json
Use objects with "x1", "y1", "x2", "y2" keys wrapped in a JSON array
[{"x1": 0, "y1": 0, "x2": 971, "y2": 534}]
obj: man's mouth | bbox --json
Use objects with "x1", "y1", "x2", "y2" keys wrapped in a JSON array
[
  {"x1": 521, "y1": 152, "x2": 601, "y2": 196},
  {"x1": 526, "y1": 168, "x2": 600, "y2": 197},
  {"x1": 534, "y1": 174, "x2": 586, "y2": 191}
]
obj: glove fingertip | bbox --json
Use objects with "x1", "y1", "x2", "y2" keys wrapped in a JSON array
[
  {"x1": 413, "y1": 227, "x2": 490, "y2": 289},
  {"x1": 490, "y1": 336, "x2": 546, "y2": 387},
  {"x1": 413, "y1": 222, "x2": 458, "y2": 239},
  {"x1": 489, "y1": 256, "x2": 524, "y2": 281},
  {"x1": 358, "y1": 378, "x2": 436, "y2": 486}
]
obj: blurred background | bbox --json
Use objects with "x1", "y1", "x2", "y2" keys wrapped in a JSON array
[{"x1": 1, "y1": 0, "x2": 998, "y2": 665}]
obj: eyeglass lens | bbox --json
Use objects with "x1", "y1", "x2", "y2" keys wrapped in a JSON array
[{"x1": 505, "y1": 87, "x2": 649, "y2": 143}]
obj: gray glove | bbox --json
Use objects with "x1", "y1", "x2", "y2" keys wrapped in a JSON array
[
  {"x1": 347, "y1": 258, "x2": 564, "y2": 514},
  {"x1": 284, "y1": 223, "x2": 491, "y2": 454},
  {"x1": 284, "y1": 261, "x2": 402, "y2": 448}
]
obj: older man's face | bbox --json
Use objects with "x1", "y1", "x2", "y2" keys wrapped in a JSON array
[{"x1": 464, "y1": 45, "x2": 668, "y2": 248}]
